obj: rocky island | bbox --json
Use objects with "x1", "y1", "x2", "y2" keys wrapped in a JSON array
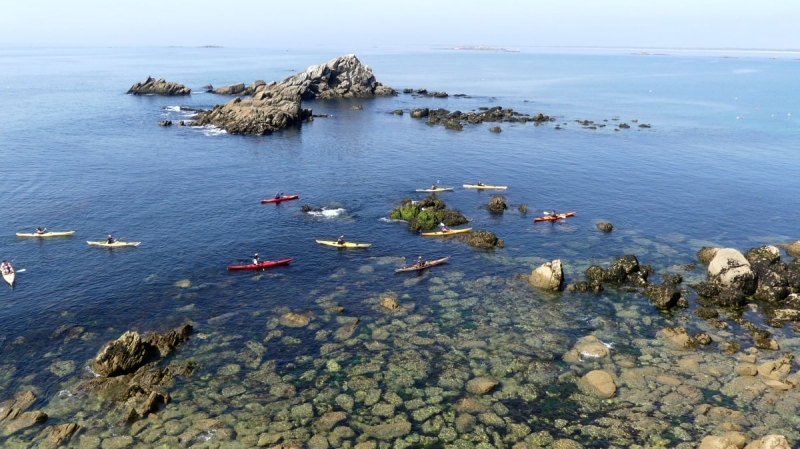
[
  {"x1": 127, "y1": 77, "x2": 191, "y2": 96},
  {"x1": 190, "y1": 54, "x2": 396, "y2": 135}
]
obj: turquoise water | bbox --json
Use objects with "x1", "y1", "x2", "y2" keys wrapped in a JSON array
[{"x1": 0, "y1": 46, "x2": 799, "y2": 446}]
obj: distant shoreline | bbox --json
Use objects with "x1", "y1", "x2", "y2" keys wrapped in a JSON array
[{"x1": 446, "y1": 46, "x2": 520, "y2": 53}]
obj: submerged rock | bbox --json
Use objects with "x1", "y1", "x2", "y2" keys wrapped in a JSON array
[
  {"x1": 578, "y1": 370, "x2": 616, "y2": 399},
  {"x1": 596, "y1": 222, "x2": 613, "y2": 232},
  {"x1": 127, "y1": 76, "x2": 191, "y2": 95},
  {"x1": 92, "y1": 331, "x2": 149, "y2": 377}
]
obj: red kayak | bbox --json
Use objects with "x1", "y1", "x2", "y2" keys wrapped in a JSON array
[
  {"x1": 534, "y1": 211, "x2": 576, "y2": 222},
  {"x1": 261, "y1": 195, "x2": 299, "y2": 204},
  {"x1": 227, "y1": 258, "x2": 292, "y2": 271}
]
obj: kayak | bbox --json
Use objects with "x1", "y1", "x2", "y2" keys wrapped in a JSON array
[
  {"x1": 261, "y1": 195, "x2": 299, "y2": 204},
  {"x1": 395, "y1": 256, "x2": 450, "y2": 273},
  {"x1": 16, "y1": 231, "x2": 76, "y2": 238},
  {"x1": 415, "y1": 187, "x2": 454, "y2": 193},
  {"x1": 421, "y1": 227, "x2": 472, "y2": 237},
  {"x1": 533, "y1": 211, "x2": 576, "y2": 222},
  {"x1": 316, "y1": 240, "x2": 372, "y2": 248},
  {"x1": 1, "y1": 264, "x2": 14, "y2": 287},
  {"x1": 87, "y1": 241, "x2": 141, "y2": 247},
  {"x1": 227, "y1": 258, "x2": 292, "y2": 270},
  {"x1": 463, "y1": 184, "x2": 507, "y2": 190}
]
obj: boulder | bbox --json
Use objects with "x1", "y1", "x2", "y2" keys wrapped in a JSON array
[
  {"x1": 365, "y1": 421, "x2": 411, "y2": 440},
  {"x1": 379, "y1": 296, "x2": 399, "y2": 311},
  {"x1": 489, "y1": 126, "x2": 502, "y2": 132},
  {"x1": 643, "y1": 284, "x2": 681, "y2": 308},
  {"x1": 42, "y1": 422, "x2": 79, "y2": 449},
  {"x1": 697, "y1": 247, "x2": 720, "y2": 265},
  {"x1": 127, "y1": 77, "x2": 191, "y2": 95},
  {"x1": 699, "y1": 436, "x2": 740, "y2": 449},
  {"x1": 743, "y1": 435, "x2": 791, "y2": 449},
  {"x1": 212, "y1": 83, "x2": 246, "y2": 95},
  {"x1": 192, "y1": 55, "x2": 394, "y2": 135},
  {"x1": 92, "y1": 331, "x2": 149, "y2": 377},
  {"x1": 463, "y1": 230, "x2": 503, "y2": 249},
  {"x1": 518, "y1": 204, "x2": 527, "y2": 213},
  {"x1": 529, "y1": 260, "x2": 564, "y2": 291},
  {"x1": 708, "y1": 248, "x2": 757, "y2": 295},
  {"x1": 781, "y1": 241, "x2": 800, "y2": 257},
  {"x1": 157, "y1": 120, "x2": 172, "y2": 127},
  {"x1": 142, "y1": 323, "x2": 192, "y2": 358},
  {"x1": 744, "y1": 245, "x2": 781, "y2": 266},
  {"x1": 578, "y1": 370, "x2": 616, "y2": 399},
  {"x1": 388, "y1": 197, "x2": 468, "y2": 232},
  {"x1": 410, "y1": 108, "x2": 429, "y2": 118},
  {"x1": 596, "y1": 222, "x2": 613, "y2": 232},
  {"x1": 487, "y1": 196, "x2": 507, "y2": 214},
  {"x1": 392, "y1": 109, "x2": 403, "y2": 115}
]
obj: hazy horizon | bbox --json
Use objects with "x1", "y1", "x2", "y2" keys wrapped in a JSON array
[{"x1": 1, "y1": 0, "x2": 797, "y2": 51}]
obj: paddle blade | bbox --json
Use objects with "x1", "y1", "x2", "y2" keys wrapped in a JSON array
[{"x1": 16, "y1": 269, "x2": 26, "y2": 273}]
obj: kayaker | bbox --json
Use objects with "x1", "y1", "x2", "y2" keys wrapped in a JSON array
[
  {"x1": 551, "y1": 210, "x2": 557, "y2": 217},
  {"x1": 35, "y1": 227, "x2": 46, "y2": 234},
  {"x1": 274, "y1": 192, "x2": 283, "y2": 200},
  {"x1": 430, "y1": 184, "x2": 437, "y2": 190},
  {"x1": 253, "y1": 253, "x2": 260, "y2": 265},
  {"x1": 337, "y1": 235, "x2": 345, "y2": 245},
  {"x1": 0, "y1": 260, "x2": 10, "y2": 275},
  {"x1": 440, "y1": 223, "x2": 449, "y2": 232},
  {"x1": 477, "y1": 180, "x2": 484, "y2": 186},
  {"x1": 106, "y1": 235, "x2": 115, "y2": 244},
  {"x1": 416, "y1": 256, "x2": 425, "y2": 268}
]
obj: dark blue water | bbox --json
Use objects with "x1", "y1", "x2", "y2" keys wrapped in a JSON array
[{"x1": 1, "y1": 46, "x2": 799, "y2": 409}]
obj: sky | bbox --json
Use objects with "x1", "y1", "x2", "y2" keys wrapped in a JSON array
[{"x1": 0, "y1": 0, "x2": 797, "y2": 50}]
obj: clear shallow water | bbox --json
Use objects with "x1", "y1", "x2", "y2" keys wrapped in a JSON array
[{"x1": 1, "y1": 46, "x2": 799, "y2": 446}]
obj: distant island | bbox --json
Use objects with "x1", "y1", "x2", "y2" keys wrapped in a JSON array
[{"x1": 448, "y1": 46, "x2": 520, "y2": 53}]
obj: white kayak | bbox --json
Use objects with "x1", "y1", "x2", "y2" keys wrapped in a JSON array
[
  {"x1": 2, "y1": 266, "x2": 14, "y2": 287},
  {"x1": 87, "y1": 241, "x2": 141, "y2": 248},
  {"x1": 16, "y1": 231, "x2": 76, "y2": 238}
]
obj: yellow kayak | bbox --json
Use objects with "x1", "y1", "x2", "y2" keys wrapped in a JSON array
[
  {"x1": 421, "y1": 227, "x2": 472, "y2": 237},
  {"x1": 463, "y1": 184, "x2": 507, "y2": 190},
  {"x1": 316, "y1": 240, "x2": 372, "y2": 248},
  {"x1": 415, "y1": 187, "x2": 454, "y2": 192},
  {"x1": 87, "y1": 240, "x2": 141, "y2": 248},
  {"x1": 16, "y1": 231, "x2": 76, "y2": 238}
]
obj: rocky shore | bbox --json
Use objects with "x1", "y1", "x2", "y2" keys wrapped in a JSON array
[
  {"x1": 127, "y1": 77, "x2": 190, "y2": 96},
  {"x1": 2, "y1": 237, "x2": 799, "y2": 447}
]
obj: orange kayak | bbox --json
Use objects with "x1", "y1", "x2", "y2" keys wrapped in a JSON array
[{"x1": 533, "y1": 211, "x2": 576, "y2": 222}]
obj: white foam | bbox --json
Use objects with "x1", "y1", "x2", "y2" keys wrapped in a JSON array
[
  {"x1": 164, "y1": 105, "x2": 181, "y2": 112},
  {"x1": 58, "y1": 390, "x2": 73, "y2": 398},
  {"x1": 306, "y1": 207, "x2": 346, "y2": 218},
  {"x1": 200, "y1": 125, "x2": 227, "y2": 136},
  {"x1": 379, "y1": 217, "x2": 405, "y2": 223}
]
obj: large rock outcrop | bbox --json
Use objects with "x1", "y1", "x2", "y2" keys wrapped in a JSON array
[
  {"x1": 127, "y1": 77, "x2": 190, "y2": 95},
  {"x1": 192, "y1": 54, "x2": 395, "y2": 135},
  {"x1": 388, "y1": 196, "x2": 468, "y2": 232},
  {"x1": 92, "y1": 324, "x2": 193, "y2": 377}
]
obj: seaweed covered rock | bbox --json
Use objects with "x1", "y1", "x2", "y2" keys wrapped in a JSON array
[
  {"x1": 597, "y1": 222, "x2": 613, "y2": 232},
  {"x1": 487, "y1": 196, "x2": 507, "y2": 214},
  {"x1": 462, "y1": 230, "x2": 503, "y2": 249},
  {"x1": 643, "y1": 284, "x2": 681, "y2": 309},
  {"x1": 744, "y1": 245, "x2": 781, "y2": 266},
  {"x1": 388, "y1": 197, "x2": 468, "y2": 231},
  {"x1": 782, "y1": 240, "x2": 800, "y2": 257},
  {"x1": 127, "y1": 76, "x2": 190, "y2": 96}
]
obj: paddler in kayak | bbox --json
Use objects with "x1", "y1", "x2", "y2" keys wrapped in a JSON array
[
  {"x1": 106, "y1": 234, "x2": 115, "y2": 244},
  {"x1": 476, "y1": 180, "x2": 484, "y2": 186},
  {"x1": 439, "y1": 223, "x2": 450, "y2": 233},
  {"x1": 0, "y1": 260, "x2": 11, "y2": 275},
  {"x1": 337, "y1": 235, "x2": 345, "y2": 245},
  {"x1": 274, "y1": 192, "x2": 283, "y2": 200},
  {"x1": 253, "y1": 253, "x2": 259, "y2": 265},
  {"x1": 415, "y1": 256, "x2": 425, "y2": 268},
  {"x1": 35, "y1": 226, "x2": 46, "y2": 234}
]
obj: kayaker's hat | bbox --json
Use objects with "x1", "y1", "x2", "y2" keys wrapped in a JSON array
[{"x1": 254, "y1": 253, "x2": 258, "y2": 256}]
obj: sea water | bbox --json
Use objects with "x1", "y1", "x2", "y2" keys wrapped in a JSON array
[{"x1": 0, "y1": 45, "x2": 799, "y2": 446}]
